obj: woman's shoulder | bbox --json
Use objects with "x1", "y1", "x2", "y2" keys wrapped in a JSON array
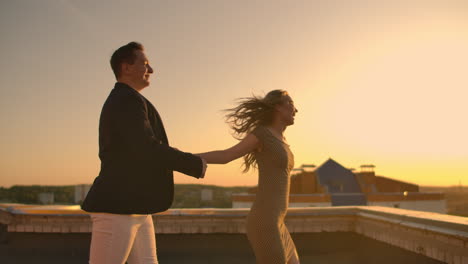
[{"x1": 251, "y1": 125, "x2": 270, "y2": 140}]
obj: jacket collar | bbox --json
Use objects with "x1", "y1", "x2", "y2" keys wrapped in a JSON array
[{"x1": 114, "y1": 82, "x2": 135, "y2": 91}]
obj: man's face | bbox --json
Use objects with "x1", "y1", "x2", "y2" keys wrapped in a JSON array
[{"x1": 126, "y1": 50, "x2": 154, "y2": 89}]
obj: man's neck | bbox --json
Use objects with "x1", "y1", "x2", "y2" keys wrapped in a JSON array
[{"x1": 117, "y1": 78, "x2": 144, "y2": 92}]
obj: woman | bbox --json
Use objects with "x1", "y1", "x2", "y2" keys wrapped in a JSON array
[{"x1": 197, "y1": 90, "x2": 299, "y2": 264}]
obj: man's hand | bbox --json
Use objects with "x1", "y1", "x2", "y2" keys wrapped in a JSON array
[{"x1": 200, "y1": 158, "x2": 207, "y2": 178}]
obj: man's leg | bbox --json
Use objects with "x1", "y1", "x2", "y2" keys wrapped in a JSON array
[
  {"x1": 89, "y1": 213, "x2": 142, "y2": 264},
  {"x1": 127, "y1": 215, "x2": 158, "y2": 264}
]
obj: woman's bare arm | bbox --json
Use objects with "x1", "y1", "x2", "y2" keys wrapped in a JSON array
[{"x1": 196, "y1": 133, "x2": 260, "y2": 164}]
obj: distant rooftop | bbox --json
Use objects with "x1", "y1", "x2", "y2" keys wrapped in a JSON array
[{"x1": 237, "y1": 158, "x2": 447, "y2": 213}]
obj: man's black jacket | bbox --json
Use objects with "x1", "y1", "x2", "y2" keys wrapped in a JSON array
[{"x1": 81, "y1": 82, "x2": 203, "y2": 214}]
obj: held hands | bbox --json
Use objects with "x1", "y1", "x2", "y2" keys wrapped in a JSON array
[
  {"x1": 172, "y1": 146, "x2": 207, "y2": 179},
  {"x1": 201, "y1": 158, "x2": 207, "y2": 178},
  {"x1": 195, "y1": 153, "x2": 207, "y2": 178}
]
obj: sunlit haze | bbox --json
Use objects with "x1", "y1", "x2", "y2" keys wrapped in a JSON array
[{"x1": 1, "y1": 0, "x2": 467, "y2": 187}]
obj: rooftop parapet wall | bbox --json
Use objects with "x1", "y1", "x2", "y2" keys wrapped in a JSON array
[
  {"x1": 232, "y1": 192, "x2": 444, "y2": 203},
  {"x1": 0, "y1": 205, "x2": 467, "y2": 263},
  {"x1": 354, "y1": 207, "x2": 468, "y2": 263},
  {"x1": 366, "y1": 192, "x2": 445, "y2": 201},
  {"x1": 232, "y1": 193, "x2": 332, "y2": 203}
]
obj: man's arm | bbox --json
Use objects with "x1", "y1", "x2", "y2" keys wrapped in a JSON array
[{"x1": 114, "y1": 93, "x2": 204, "y2": 178}]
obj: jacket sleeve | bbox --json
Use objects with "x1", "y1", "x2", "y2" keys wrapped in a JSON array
[{"x1": 113, "y1": 93, "x2": 203, "y2": 178}]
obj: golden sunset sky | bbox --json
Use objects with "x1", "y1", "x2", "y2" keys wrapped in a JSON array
[{"x1": 0, "y1": 0, "x2": 467, "y2": 187}]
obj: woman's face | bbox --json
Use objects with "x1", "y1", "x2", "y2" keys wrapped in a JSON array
[{"x1": 275, "y1": 95, "x2": 298, "y2": 126}]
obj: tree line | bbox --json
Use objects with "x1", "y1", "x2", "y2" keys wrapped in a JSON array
[
  {"x1": 0, "y1": 184, "x2": 251, "y2": 208},
  {"x1": 0, "y1": 185, "x2": 75, "y2": 204}
]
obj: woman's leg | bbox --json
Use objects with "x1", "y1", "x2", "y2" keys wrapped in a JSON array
[
  {"x1": 283, "y1": 223, "x2": 300, "y2": 264},
  {"x1": 247, "y1": 221, "x2": 286, "y2": 263},
  {"x1": 287, "y1": 249, "x2": 300, "y2": 264},
  {"x1": 127, "y1": 215, "x2": 158, "y2": 264},
  {"x1": 89, "y1": 213, "x2": 142, "y2": 264}
]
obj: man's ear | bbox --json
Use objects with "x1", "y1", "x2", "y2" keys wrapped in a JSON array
[{"x1": 121, "y1": 62, "x2": 132, "y2": 75}]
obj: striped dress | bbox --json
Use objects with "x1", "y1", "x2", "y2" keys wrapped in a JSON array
[{"x1": 246, "y1": 126, "x2": 297, "y2": 264}]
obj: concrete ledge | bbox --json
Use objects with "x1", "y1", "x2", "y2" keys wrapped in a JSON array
[
  {"x1": 1, "y1": 205, "x2": 467, "y2": 263},
  {"x1": 0, "y1": 209, "x2": 13, "y2": 225},
  {"x1": 353, "y1": 207, "x2": 468, "y2": 263}
]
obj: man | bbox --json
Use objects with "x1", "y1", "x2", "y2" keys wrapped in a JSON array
[{"x1": 81, "y1": 42, "x2": 206, "y2": 264}]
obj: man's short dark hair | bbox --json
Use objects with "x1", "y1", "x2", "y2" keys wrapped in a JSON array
[{"x1": 110, "y1": 42, "x2": 144, "y2": 79}]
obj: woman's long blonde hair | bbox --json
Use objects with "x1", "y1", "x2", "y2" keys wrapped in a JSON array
[{"x1": 225, "y1": 90, "x2": 289, "y2": 172}]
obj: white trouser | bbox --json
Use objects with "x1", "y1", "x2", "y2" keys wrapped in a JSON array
[{"x1": 89, "y1": 213, "x2": 158, "y2": 264}]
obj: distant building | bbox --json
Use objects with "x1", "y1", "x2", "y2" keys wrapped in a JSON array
[
  {"x1": 201, "y1": 189, "x2": 213, "y2": 201},
  {"x1": 38, "y1": 193, "x2": 54, "y2": 205},
  {"x1": 74, "y1": 185, "x2": 91, "y2": 204},
  {"x1": 232, "y1": 158, "x2": 446, "y2": 213}
]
